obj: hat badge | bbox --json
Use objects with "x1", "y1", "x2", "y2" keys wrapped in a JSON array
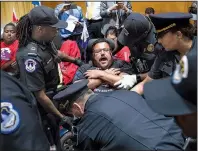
[
  {"x1": 172, "y1": 55, "x2": 189, "y2": 84},
  {"x1": 147, "y1": 44, "x2": 154, "y2": 52}
]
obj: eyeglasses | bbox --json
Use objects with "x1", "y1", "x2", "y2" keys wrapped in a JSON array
[{"x1": 93, "y1": 48, "x2": 111, "y2": 54}]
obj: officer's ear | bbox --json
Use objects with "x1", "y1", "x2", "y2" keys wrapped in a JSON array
[
  {"x1": 72, "y1": 102, "x2": 84, "y2": 116},
  {"x1": 37, "y1": 26, "x2": 44, "y2": 33},
  {"x1": 176, "y1": 31, "x2": 183, "y2": 39}
]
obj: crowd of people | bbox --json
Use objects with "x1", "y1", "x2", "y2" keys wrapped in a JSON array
[{"x1": 1, "y1": 1, "x2": 197, "y2": 151}]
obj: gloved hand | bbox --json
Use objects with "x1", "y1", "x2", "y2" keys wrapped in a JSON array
[
  {"x1": 60, "y1": 116, "x2": 73, "y2": 131},
  {"x1": 114, "y1": 75, "x2": 137, "y2": 90},
  {"x1": 74, "y1": 58, "x2": 84, "y2": 66}
]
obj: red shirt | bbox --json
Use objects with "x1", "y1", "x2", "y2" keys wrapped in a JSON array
[
  {"x1": 59, "y1": 40, "x2": 81, "y2": 85},
  {"x1": 1, "y1": 40, "x2": 19, "y2": 67},
  {"x1": 115, "y1": 46, "x2": 131, "y2": 63}
]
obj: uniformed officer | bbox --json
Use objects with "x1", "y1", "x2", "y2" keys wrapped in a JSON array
[
  {"x1": 116, "y1": 12, "x2": 197, "y2": 94},
  {"x1": 53, "y1": 80, "x2": 185, "y2": 150},
  {"x1": 143, "y1": 43, "x2": 197, "y2": 149},
  {"x1": 112, "y1": 12, "x2": 159, "y2": 89},
  {"x1": 1, "y1": 71, "x2": 50, "y2": 151},
  {"x1": 16, "y1": 6, "x2": 82, "y2": 149}
]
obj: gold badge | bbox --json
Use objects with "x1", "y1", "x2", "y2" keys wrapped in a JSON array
[{"x1": 147, "y1": 44, "x2": 154, "y2": 52}]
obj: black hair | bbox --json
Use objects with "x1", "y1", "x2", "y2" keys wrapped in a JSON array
[
  {"x1": 4, "y1": 22, "x2": 16, "y2": 30},
  {"x1": 16, "y1": 14, "x2": 33, "y2": 48},
  {"x1": 105, "y1": 26, "x2": 118, "y2": 38},
  {"x1": 91, "y1": 38, "x2": 112, "y2": 51},
  {"x1": 145, "y1": 7, "x2": 155, "y2": 14},
  {"x1": 169, "y1": 23, "x2": 196, "y2": 40},
  {"x1": 189, "y1": 2, "x2": 197, "y2": 14}
]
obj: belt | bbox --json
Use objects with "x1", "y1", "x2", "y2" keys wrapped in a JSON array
[{"x1": 87, "y1": 19, "x2": 103, "y2": 23}]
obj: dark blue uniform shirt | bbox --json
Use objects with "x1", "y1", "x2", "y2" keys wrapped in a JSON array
[
  {"x1": 148, "y1": 36, "x2": 197, "y2": 79},
  {"x1": 1, "y1": 71, "x2": 50, "y2": 151},
  {"x1": 75, "y1": 90, "x2": 185, "y2": 150}
]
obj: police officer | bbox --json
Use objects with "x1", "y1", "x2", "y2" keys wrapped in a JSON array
[
  {"x1": 1, "y1": 71, "x2": 50, "y2": 151},
  {"x1": 16, "y1": 6, "x2": 82, "y2": 149},
  {"x1": 112, "y1": 12, "x2": 158, "y2": 89},
  {"x1": 143, "y1": 42, "x2": 197, "y2": 150},
  {"x1": 53, "y1": 80, "x2": 185, "y2": 150},
  {"x1": 116, "y1": 13, "x2": 197, "y2": 94}
]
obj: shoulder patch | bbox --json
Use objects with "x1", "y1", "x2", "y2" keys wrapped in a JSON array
[
  {"x1": 25, "y1": 59, "x2": 37, "y2": 73},
  {"x1": 1, "y1": 101, "x2": 20, "y2": 134}
]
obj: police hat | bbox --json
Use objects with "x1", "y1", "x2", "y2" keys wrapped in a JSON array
[
  {"x1": 144, "y1": 48, "x2": 197, "y2": 116},
  {"x1": 149, "y1": 12, "x2": 192, "y2": 34},
  {"x1": 87, "y1": 38, "x2": 115, "y2": 52},
  {"x1": 53, "y1": 80, "x2": 89, "y2": 103},
  {"x1": 118, "y1": 13, "x2": 155, "y2": 46},
  {"x1": 28, "y1": 6, "x2": 68, "y2": 28}
]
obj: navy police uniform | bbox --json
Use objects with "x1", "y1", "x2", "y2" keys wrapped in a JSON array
[
  {"x1": 16, "y1": 6, "x2": 68, "y2": 150},
  {"x1": 148, "y1": 13, "x2": 196, "y2": 79},
  {"x1": 1, "y1": 71, "x2": 50, "y2": 151},
  {"x1": 54, "y1": 80, "x2": 185, "y2": 150},
  {"x1": 117, "y1": 13, "x2": 158, "y2": 74},
  {"x1": 144, "y1": 34, "x2": 197, "y2": 150},
  {"x1": 16, "y1": 6, "x2": 68, "y2": 95},
  {"x1": 17, "y1": 42, "x2": 60, "y2": 93}
]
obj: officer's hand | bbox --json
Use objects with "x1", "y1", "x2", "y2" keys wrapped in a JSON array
[
  {"x1": 60, "y1": 116, "x2": 73, "y2": 131},
  {"x1": 114, "y1": 75, "x2": 137, "y2": 90},
  {"x1": 84, "y1": 70, "x2": 103, "y2": 79},
  {"x1": 130, "y1": 82, "x2": 144, "y2": 95},
  {"x1": 74, "y1": 58, "x2": 84, "y2": 66},
  {"x1": 105, "y1": 68, "x2": 121, "y2": 75}
]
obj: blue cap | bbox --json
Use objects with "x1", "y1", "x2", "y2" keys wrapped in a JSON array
[
  {"x1": 149, "y1": 12, "x2": 192, "y2": 34},
  {"x1": 53, "y1": 80, "x2": 89, "y2": 102},
  {"x1": 118, "y1": 13, "x2": 156, "y2": 46}
]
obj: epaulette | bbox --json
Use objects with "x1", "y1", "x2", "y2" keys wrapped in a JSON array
[{"x1": 26, "y1": 42, "x2": 38, "y2": 57}]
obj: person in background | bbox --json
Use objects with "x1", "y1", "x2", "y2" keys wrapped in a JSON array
[
  {"x1": 105, "y1": 26, "x2": 131, "y2": 62},
  {"x1": 55, "y1": 1, "x2": 84, "y2": 56},
  {"x1": 86, "y1": 2, "x2": 103, "y2": 39},
  {"x1": 145, "y1": 7, "x2": 155, "y2": 17},
  {"x1": 188, "y1": 1, "x2": 197, "y2": 35},
  {"x1": 59, "y1": 40, "x2": 81, "y2": 85},
  {"x1": 1, "y1": 23, "x2": 19, "y2": 76},
  {"x1": 100, "y1": 1, "x2": 132, "y2": 36}
]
